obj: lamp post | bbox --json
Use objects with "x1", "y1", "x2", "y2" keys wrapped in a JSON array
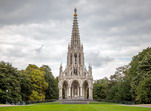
[{"x1": 6, "y1": 90, "x2": 8, "y2": 104}]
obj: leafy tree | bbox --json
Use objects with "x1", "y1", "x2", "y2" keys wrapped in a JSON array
[
  {"x1": 127, "y1": 48, "x2": 151, "y2": 101},
  {"x1": 19, "y1": 70, "x2": 32, "y2": 101},
  {"x1": 136, "y1": 77, "x2": 151, "y2": 103},
  {"x1": 107, "y1": 65, "x2": 132, "y2": 101},
  {"x1": 40, "y1": 65, "x2": 58, "y2": 99},
  {"x1": 25, "y1": 64, "x2": 48, "y2": 101},
  {"x1": 0, "y1": 61, "x2": 58, "y2": 103},
  {"x1": 93, "y1": 77, "x2": 109, "y2": 100},
  {"x1": 136, "y1": 51, "x2": 151, "y2": 103},
  {"x1": 0, "y1": 61, "x2": 21, "y2": 103}
]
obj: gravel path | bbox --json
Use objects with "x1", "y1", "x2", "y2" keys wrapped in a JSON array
[
  {"x1": 0, "y1": 105, "x2": 17, "y2": 107},
  {"x1": 122, "y1": 104, "x2": 151, "y2": 108}
]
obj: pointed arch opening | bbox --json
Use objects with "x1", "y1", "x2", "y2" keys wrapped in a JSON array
[
  {"x1": 62, "y1": 81, "x2": 68, "y2": 99},
  {"x1": 83, "y1": 81, "x2": 89, "y2": 99},
  {"x1": 71, "y1": 80, "x2": 80, "y2": 99}
]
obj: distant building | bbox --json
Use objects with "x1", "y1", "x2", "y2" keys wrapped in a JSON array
[{"x1": 58, "y1": 8, "x2": 93, "y2": 100}]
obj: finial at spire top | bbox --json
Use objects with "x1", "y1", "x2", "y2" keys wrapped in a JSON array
[{"x1": 74, "y1": 8, "x2": 77, "y2": 16}]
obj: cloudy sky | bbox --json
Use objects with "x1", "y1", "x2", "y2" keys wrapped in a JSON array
[{"x1": 0, "y1": 0, "x2": 151, "y2": 80}]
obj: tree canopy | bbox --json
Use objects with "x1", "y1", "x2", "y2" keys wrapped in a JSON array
[{"x1": 0, "y1": 62, "x2": 58, "y2": 104}]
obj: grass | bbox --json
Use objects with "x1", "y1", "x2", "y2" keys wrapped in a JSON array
[{"x1": 0, "y1": 102, "x2": 150, "y2": 111}]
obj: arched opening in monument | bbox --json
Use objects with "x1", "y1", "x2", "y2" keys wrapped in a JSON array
[
  {"x1": 62, "y1": 81, "x2": 68, "y2": 99},
  {"x1": 71, "y1": 80, "x2": 80, "y2": 99},
  {"x1": 83, "y1": 81, "x2": 89, "y2": 99}
]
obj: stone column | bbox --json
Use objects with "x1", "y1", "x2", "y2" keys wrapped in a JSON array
[
  {"x1": 77, "y1": 87, "x2": 79, "y2": 98},
  {"x1": 72, "y1": 87, "x2": 74, "y2": 99},
  {"x1": 80, "y1": 87, "x2": 83, "y2": 98},
  {"x1": 59, "y1": 88, "x2": 62, "y2": 100},
  {"x1": 71, "y1": 87, "x2": 72, "y2": 99},
  {"x1": 68, "y1": 87, "x2": 71, "y2": 99},
  {"x1": 78, "y1": 87, "x2": 80, "y2": 98},
  {"x1": 79, "y1": 87, "x2": 80, "y2": 98},
  {"x1": 89, "y1": 87, "x2": 93, "y2": 100}
]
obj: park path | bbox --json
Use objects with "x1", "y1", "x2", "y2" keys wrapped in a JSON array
[
  {"x1": 0, "y1": 105, "x2": 17, "y2": 107},
  {"x1": 122, "y1": 104, "x2": 151, "y2": 108}
]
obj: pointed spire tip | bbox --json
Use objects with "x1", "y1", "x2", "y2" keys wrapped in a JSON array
[{"x1": 74, "y1": 8, "x2": 77, "y2": 16}]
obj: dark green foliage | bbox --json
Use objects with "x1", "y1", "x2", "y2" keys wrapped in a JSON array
[
  {"x1": 40, "y1": 65, "x2": 58, "y2": 99},
  {"x1": 135, "y1": 50, "x2": 151, "y2": 103},
  {"x1": 127, "y1": 47, "x2": 151, "y2": 103},
  {"x1": 93, "y1": 65, "x2": 132, "y2": 102},
  {"x1": 0, "y1": 61, "x2": 21, "y2": 103},
  {"x1": 136, "y1": 77, "x2": 151, "y2": 103},
  {"x1": 127, "y1": 48, "x2": 151, "y2": 100},
  {"x1": 19, "y1": 70, "x2": 32, "y2": 101},
  {"x1": 93, "y1": 77, "x2": 109, "y2": 100}
]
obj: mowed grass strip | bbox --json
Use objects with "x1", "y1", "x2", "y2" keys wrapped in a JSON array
[{"x1": 0, "y1": 102, "x2": 150, "y2": 111}]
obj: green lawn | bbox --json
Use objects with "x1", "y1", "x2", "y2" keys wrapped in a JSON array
[{"x1": 0, "y1": 102, "x2": 150, "y2": 111}]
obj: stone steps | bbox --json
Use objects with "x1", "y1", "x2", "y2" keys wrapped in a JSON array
[
  {"x1": 61, "y1": 101, "x2": 88, "y2": 104},
  {"x1": 58, "y1": 99, "x2": 94, "y2": 104}
]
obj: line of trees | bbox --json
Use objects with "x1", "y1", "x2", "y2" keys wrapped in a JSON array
[
  {"x1": 0, "y1": 47, "x2": 150, "y2": 104},
  {"x1": 0, "y1": 63, "x2": 58, "y2": 104},
  {"x1": 93, "y1": 47, "x2": 151, "y2": 104}
]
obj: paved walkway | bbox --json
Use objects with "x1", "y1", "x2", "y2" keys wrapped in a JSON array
[
  {"x1": 0, "y1": 105, "x2": 17, "y2": 107},
  {"x1": 123, "y1": 104, "x2": 151, "y2": 108}
]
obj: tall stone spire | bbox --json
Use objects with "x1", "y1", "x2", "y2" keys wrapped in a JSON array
[
  {"x1": 58, "y1": 8, "x2": 93, "y2": 100},
  {"x1": 71, "y1": 8, "x2": 81, "y2": 48}
]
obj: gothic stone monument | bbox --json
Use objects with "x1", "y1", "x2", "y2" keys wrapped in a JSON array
[{"x1": 58, "y1": 8, "x2": 93, "y2": 100}]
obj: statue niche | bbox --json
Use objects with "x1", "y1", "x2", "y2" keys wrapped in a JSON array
[{"x1": 74, "y1": 67, "x2": 77, "y2": 75}]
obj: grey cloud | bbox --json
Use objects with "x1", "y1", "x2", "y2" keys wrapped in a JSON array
[
  {"x1": 0, "y1": 0, "x2": 77, "y2": 25},
  {"x1": 86, "y1": 52, "x2": 113, "y2": 67}
]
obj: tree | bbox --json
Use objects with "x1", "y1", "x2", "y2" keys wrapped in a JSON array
[
  {"x1": 127, "y1": 47, "x2": 151, "y2": 103},
  {"x1": 136, "y1": 77, "x2": 151, "y2": 103},
  {"x1": 127, "y1": 48, "x2": 151, "y2": 101},
  {"x1": 0, "y1": 61, "x2": 58, "y2": 103},
  {"x1": 136, "y1": 51, "x2": 151, "y2": 103},
  {"x1": 107, "y1": 65, "x2": 132, "y2": 101},
  {"x1": 19, "y1": 70, "x2": 32, "y2": 101},
  {"x1": 25, "y1": 64, "x2": 48, "y2": 101},
  {"x1": 0, "y1": 61, "x2": 21, "y2": 103},
  {"x1": 40, "y1": 65, "x2": 58, "y2": 99},
  {"x1": 93, "y1": 77, "x2": 109, "y2": 100}
]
